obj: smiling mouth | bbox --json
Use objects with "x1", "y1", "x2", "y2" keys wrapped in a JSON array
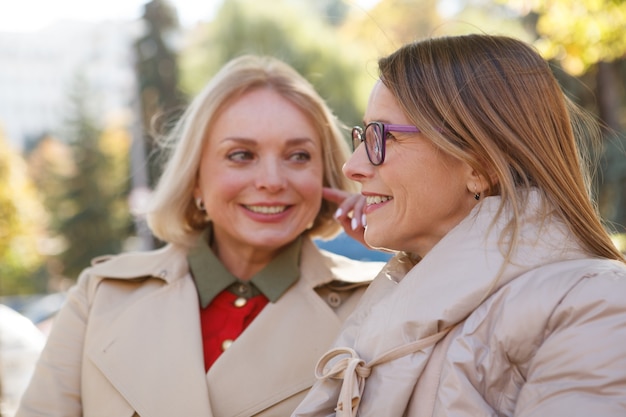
[
  {"x1": 366, "y1": 195, "x2": 393, "y2": 206},
  {"x1": 244, "y1": 205, "x2": 288, "y2": 214}
]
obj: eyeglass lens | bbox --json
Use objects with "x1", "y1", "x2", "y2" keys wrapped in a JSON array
[
  {"x1": 351, "y1": 124, "x2": 384, "y2": 165},
  {"x1": 366, "y1": 123, "x2": 383, "y2": 165}
]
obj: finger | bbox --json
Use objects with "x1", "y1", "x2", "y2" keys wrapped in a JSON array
[
  {"x1": 350, "y1": 196, "x2": 367, "y2": 228},
  {"x1": 322, "y1": 187, "x2": 351, "y2": 205}
]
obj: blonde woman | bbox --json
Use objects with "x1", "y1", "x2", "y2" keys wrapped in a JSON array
[{"x1": 17, "y1": 55, "x2": 383, "y2": 417}]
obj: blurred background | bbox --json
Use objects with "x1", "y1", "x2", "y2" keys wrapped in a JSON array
[{"x1": 0, "y1": 0, "x2": 625, "y2": 414}]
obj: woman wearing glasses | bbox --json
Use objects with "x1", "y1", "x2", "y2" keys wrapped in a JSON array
[
  {"x1": 294, "y1": 34, "x2": 626, "y2": 416},
  {"x1": 17, "y1": 55, "x2": 384, "y2": 417}
]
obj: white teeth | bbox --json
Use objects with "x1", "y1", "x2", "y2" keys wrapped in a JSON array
[
  {"x1": 366, "y1": 195, "x2": 393, "y2": 205},
  {"x1": 246, "y1": 205, "x2": 287, "y2": 214}
]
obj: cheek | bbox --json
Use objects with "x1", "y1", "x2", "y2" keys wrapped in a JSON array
[
  {"x1": 294, "y1": 168, "x2": 324, "y2": 208},
  {"x1": 301, "y1": 174, "x2": 324, "y2": 202},
  {"x1": 198, "y1": 167, "x2": 245, "y2": 208}
]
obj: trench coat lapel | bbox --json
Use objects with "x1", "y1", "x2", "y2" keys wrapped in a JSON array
[
  {"x1": 87, "y1": 265, "x2": 213, "y2": 416},
  {"x1": 206, "y1": 240, "x2": 344, "y2": 417}
]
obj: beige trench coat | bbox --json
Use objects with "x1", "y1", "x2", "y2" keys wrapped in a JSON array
[
  {"x1": 294, "y1": 192, "x2": 626, "y2": 416},
  {"x1": 17, "y1": 237, "x2": 384, "y2": 417}
]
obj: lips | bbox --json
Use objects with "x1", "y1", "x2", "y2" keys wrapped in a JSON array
[{"x1": 244, "y1": 205, "x2": 288, "y2": 214}]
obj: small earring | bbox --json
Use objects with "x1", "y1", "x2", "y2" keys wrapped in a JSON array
[
  {"x1": 473, "y1": 185, "x2": 481, "y2": 201},
  {"x1": 195, "y1": 197, "x2": 205, "y2": 211}
]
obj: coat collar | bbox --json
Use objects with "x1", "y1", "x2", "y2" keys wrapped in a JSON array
[
  {"x1": 205, "y1": 237, "x2": 372, "y2": 416},
  {"x1": 85, "y1": 237, "x2": 374, "y2": 417},
  {"x1": 86, "y1": 271, "x2": 213, "y2": 416}
]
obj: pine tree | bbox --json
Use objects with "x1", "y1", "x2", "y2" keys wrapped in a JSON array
[{"x1": 55, "y1": 75, "x2": 132, "y2": 279}]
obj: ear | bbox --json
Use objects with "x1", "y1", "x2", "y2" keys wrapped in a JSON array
[{"x1": 465, "y1": 167, "x2": 494, "y2": 196}]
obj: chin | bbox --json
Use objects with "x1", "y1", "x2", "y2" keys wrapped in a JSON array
[
  {"x1": 251, "y1": 232, "x2": 299, "y2": 248},
  {"x1": 364, "y1": 229, "x2": 386, "y2": 250}
]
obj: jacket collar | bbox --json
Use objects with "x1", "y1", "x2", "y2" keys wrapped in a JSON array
[{"x1": 298, "y1": 189, "x2": 590, "y2": 416}]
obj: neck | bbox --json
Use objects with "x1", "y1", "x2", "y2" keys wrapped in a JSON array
[{"x1": 211, "y1": 239, "x2": 280, "y2": 281}]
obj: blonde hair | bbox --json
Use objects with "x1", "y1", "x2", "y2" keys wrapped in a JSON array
[
  {"x1": 147, "y1": 55, "x2": 355, "y2": 247},
  {"x1": 378, "y1": 34, "x2": 623, "y2": 262}
]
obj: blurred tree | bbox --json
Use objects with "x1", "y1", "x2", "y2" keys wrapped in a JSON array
[
  {"x1": 510, "y1": 0, "x2": 626, "y2": 76},
  {"x1": 0, "y1": 132, "x2": 47, "y2": 295},
  {"x1": 313, "y1": 0, "x2": 350, "y2": 26},
  {"x1": 339, "y1": 0, "x2": 445, "y2": 105},
  {"x1": 437, "y1": 0, "x2": 531, "y2": 40},
  {"x1": 341, "y1": 0, "x2": 441, "y2": 55},
  {"x1": 48, "y1": 76, "x2": 133, "y2": 280},
  {"x1": 179, "y1": 0, "x2": 365, "y2": 129},
  {"x1": 501, "y1": 0, "x2": 626, "y2": 231},
  {"x1": 26, "y1": 136, "x2": 75, "y2": 291},
  {"x1": 134, "y1": 0, "x2": 186, "y2": 187}
]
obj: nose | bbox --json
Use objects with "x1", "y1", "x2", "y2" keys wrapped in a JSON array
[
  {"x1": 343, "y1": 143, "x2": 373, "y2": 182},
  {"x1": 255, "y1": 157, "x2": 287, "y2": 192}
]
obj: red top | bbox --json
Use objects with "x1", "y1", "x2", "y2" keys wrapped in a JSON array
[{"x1": 199, "y1": 290, "x2": 269, "y2": 371}]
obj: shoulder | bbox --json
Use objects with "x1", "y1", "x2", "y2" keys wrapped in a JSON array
[
  {"x1": 519, "y1": 257, "x2": 626, "y2": 317},
  {"x1": 496, "y1": 257, "x2": 626, "y2": 309},
  {"x1": 78, "y1": 244, "x2": 189, "y2": 286},
  {"x1": 66, "y1": 244, "x2": 192, "y2": 311},
  {"x1": 462, "y1": 258, "x2": 626, "y2": 362},
  {"x1": 486, "y1": 258, "x2": 626, "y2": 356},
  {"x1": 547, "y1": 258, "x2": 626, "y2": 324}
]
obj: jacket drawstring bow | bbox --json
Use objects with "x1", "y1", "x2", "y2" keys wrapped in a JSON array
[{"x1": 315, "y1": 328, "x2": 451, "y2": 417}]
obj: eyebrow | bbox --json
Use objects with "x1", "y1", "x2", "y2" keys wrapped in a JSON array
[
  {"x1": 220, "y1": 137, "x2": 317, "y2": 146},
  {"x1": 363, "y1": 119, "x2": 392, "y2": 125}
]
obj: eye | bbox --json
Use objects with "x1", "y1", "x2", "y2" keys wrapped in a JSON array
[
  {"x1": 227, "y1": 150, "x2": 255, "y2": 162},
  {"x1": 289, "y1": 151, "x2": 311, "y2": 162}
]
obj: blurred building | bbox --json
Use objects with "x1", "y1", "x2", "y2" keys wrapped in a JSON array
[{"x1": 0, "y1": 19, "x2": 141, "y2": 150}]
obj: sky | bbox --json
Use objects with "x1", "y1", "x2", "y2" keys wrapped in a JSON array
[
  {"x1": 0, "y1": 0, "x2": 381, "y2": 33},
  {"x1": 0, "y1": 0, "x2": 223, "y2": 32}
]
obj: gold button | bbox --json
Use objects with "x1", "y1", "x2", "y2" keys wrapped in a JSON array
[
  {"x1": 222, "y1": 339, "x2": 233, "y2": 351},
  {"x1": 234, "y1": 297, "x2": 247, "y2": 308}
]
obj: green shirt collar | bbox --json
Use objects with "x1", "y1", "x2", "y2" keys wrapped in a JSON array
[{"x1": 187, "y1": 226, "x2": 301, "y2": 308}]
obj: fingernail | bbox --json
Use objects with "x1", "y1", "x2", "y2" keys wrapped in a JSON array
[
  {"x1": 351, "y1": 217, "x2": 358, "y2": 230},
  {"x1": 361, "y1": 214, "x2": 367, "y2": 227},
  {"x1": 334, "y1": 208, "x2": 343, "y2": 219}
]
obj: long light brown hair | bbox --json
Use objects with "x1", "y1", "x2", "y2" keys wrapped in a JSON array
[
  {"x1": 378, "y1": 34, "x2": 623, "y2": 262},
  {"x1": 147, "y1": 55, "x2": 355, "y2": 247}
]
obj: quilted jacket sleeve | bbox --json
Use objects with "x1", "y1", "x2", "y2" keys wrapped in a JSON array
[{"x1": 514, "y1": 269, "x2": 626, "y2": 416}]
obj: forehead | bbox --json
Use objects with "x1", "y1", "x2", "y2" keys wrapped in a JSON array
[
  {"x1": 207, "y1": 87, "x2": 321, "y2": 147},
  {"x1": 364, "y1": 80, "x2": 408, "y2": 124},
  {"x1": 221, "y1": 87, "x2": 297, "y2": 114}
]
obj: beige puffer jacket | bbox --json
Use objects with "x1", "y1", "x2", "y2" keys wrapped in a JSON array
[{"x1": 293, "y1": 191, "x2": 626, "y2": 417}]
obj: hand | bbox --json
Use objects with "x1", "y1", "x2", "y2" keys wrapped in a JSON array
[{"x1": 323, "y1": 187, "x2": 369, "y2": 248}]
